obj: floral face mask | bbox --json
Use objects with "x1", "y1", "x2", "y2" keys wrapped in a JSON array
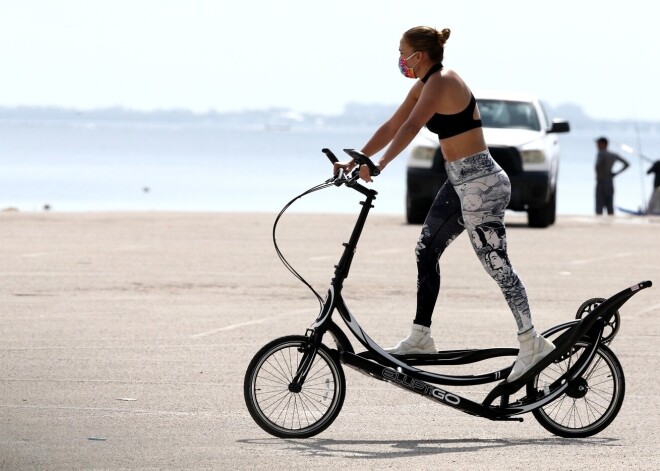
[{"x1": 398, "y1": 52, "x2": 419, "y2": 78}]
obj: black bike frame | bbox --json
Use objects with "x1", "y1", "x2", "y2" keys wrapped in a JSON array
[{"x1": 296, "y1": 158, "x2": 652, "y2": 420}]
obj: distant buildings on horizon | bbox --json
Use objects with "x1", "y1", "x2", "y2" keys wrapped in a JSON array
[{"x1": 0, "y1": 103, "x2": 657, "y2": 132}]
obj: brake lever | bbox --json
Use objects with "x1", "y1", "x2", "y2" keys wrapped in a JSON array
[{"x1": 332, "y1": 168, "x2": 346, "y2": 186}]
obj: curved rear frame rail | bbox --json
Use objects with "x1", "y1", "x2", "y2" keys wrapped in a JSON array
[{"x1": 482, "y1": 280, "x2": 652, "y2": 406}]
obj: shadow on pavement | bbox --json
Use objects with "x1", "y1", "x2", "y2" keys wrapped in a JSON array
[{"x1": 238, "y1": 436, "x2": 620, "y2": 459}]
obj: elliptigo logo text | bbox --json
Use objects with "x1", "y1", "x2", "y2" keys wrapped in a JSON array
[{"x1": 382, "y1": 368, "x2": 460, "y2": 405}]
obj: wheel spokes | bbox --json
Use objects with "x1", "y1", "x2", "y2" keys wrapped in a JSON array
[
  {"x1": 536, "y1": 345, "x2": 618, "y2": 432},
  {"x1": 253, "y1": 344, "x2": 337, "y2": 430}
]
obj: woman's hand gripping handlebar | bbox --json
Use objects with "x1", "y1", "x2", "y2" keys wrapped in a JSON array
[{"x1": 324, "y1": 148, "x2": 381, "y2": 184}]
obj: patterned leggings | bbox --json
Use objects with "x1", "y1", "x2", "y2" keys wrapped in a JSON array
[{"x1": 413, "y1": 150, "x2": 534, "y2": 335}]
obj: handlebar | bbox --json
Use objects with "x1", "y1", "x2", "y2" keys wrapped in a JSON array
[
  {"x1": 321, "y1": 148, "x2": 378, "y2": 198},
  {"x1": 322, "y1": 148, "x2": 339, "y2": 163},
  {"x1": 322, "y1": 147, "x2": 381, "y2": 177}
]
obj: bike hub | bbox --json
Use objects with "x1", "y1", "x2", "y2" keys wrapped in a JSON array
[
  {"x1": 288, "y1": 383, "x2": 302, "y2": 393},
  {"x1": 566, "y1": 378, "x2": 589, "y2": 399}
]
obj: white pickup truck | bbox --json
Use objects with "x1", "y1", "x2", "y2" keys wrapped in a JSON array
[{"x1": 406, "y1": 90, "x2": 570, "y2": 228}]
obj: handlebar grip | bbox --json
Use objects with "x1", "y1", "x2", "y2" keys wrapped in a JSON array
[
  {"x1": 322, "y1": 148, "x2": 339, "y2": 164},
  {"x1": 343, "y1": 148, "x2": 380, "y2": 176}
]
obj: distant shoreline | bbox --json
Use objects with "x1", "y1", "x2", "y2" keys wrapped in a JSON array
[{"x1": 0, "y1": 104, "x2": 658, "y2": 131}]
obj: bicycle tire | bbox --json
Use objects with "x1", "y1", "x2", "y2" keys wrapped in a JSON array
[
  {"x1": 527, "y1": 341, "x2": 625, "y2": 438},
  {"x1": 244, "y1": 335, "x2": 345, "y2": 438}
]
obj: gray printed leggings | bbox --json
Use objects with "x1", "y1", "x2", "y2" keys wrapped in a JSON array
[{"x1": 413, "y1": 150, "x2": 534, "y2": 335}]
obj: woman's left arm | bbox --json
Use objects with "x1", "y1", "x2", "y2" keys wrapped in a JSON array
[{"x1": 361, "y1": 82, "x2": 440, "y2": 181}]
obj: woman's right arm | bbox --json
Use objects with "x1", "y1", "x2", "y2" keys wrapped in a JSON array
[
  {"x1": 361, "y1": 84, "x2": 420, "y2": 157},
  {"x1": 333, "y1": 85, "x2": 419, "y2": 175},
  {"x1": 333, "y1": 83, "x2": 420, "y2": 175}
]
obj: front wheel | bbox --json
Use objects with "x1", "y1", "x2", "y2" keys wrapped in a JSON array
[
  {"x1": 244, "y1": 335, "x2": 346, "y2": 438},
  {"x1": 527, "y1": 341, "x2": 625, "y2": 438}
]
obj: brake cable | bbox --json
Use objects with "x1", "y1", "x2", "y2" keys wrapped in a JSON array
[{"x1": 272, "y1": 177, "x2": 338, "y2": 308}]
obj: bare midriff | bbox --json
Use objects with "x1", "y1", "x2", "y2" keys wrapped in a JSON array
[{"x1": 439, "y1": 127, "x2": 488, "y2": 162}]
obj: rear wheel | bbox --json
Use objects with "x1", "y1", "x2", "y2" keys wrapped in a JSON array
[
  {"x1": 244, "y1": 335, "x2": 345, "y2": 438},
  {"x1": 527, "y1": 341, "x2": 625, "y2": 438}
]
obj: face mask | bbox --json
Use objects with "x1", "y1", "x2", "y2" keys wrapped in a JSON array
[{"x1": 398, "y1": 52, "x2": 419, "y2": 78}]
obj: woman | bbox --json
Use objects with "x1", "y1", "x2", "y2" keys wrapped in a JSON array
[{"x1": 333, "y1": 26, "x2": 553, "y2": 382}]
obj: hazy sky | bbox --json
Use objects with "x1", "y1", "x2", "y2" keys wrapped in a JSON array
[{"x1": 2, "y1": 0, "x2": 659, "y2": 120}]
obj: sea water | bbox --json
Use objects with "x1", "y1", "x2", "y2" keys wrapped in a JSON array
[{"x1": 1, "y1": 117, "x2": 658, "y2": 216}]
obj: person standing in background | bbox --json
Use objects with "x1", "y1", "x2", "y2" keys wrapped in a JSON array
[
  {"x1": 647, "y1": 159, "x2": 660, "y2": 214},
  {"x1": 647, "y1": 160, "x2": 660, "y2": 191},
  {"x1": 595, "y1": 136, "x2": 630, "y2": 215}
]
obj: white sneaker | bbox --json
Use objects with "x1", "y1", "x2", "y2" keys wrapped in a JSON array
[
  {"x1": 384, "y1": 324, "x2": 437, "y2": 354},
  {"x1": 507, "y1": 330, "x2": 555, "y2": 382}
]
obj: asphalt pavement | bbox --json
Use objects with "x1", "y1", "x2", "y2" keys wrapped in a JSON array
[{"x1": 1, "y1": 212, "x2": 658, "y2": 470}]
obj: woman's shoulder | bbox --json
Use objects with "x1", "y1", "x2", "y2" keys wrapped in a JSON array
[
  {"x1": 439, "y1": 67, "x2": 461, "y2": 81},
  {"x1": 433, "y1": 68, "x2": 467, "y2": 88},
  {"x1": 430, "y1": 68, "x2": 469, "y2": 94}
]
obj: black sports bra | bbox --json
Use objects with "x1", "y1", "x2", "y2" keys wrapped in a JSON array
[{"x1": 421, "y1": 63, "x2": 482, "y2": 139}]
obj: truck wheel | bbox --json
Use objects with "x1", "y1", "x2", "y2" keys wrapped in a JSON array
[
  {"x1": 406, "y1": 192, "x2": 429, "y2": 224},
  {"x1": 528, "y1": 189, "x2": 556, "y2": 228},
  {"x1": 548, "y1": 189, "x2": 557, "y2": 225}
]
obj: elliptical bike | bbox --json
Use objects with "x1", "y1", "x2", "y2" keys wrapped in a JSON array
[{"x1": 244, "y1": 148, "x2": 652, "y2": 439}]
